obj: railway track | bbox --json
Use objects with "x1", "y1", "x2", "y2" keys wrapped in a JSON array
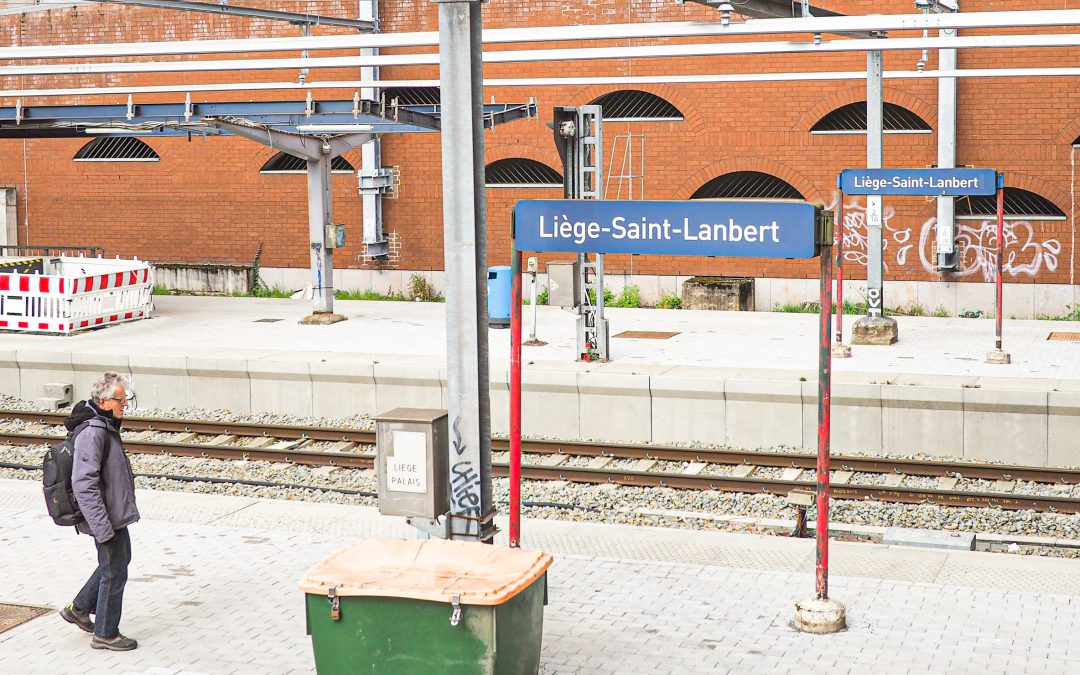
[{"x1": 2, "y1": 409, "x2": 1079, "y2": 514}]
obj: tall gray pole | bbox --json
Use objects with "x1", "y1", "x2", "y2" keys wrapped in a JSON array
[
  {"x1": 852, "y1": 48, "x2": 898, "y2": 345},
  {"x1": 307, "y1": 153, "x2": 335, "y2": 315},
  {"x1": 936, "y1": 32, "x2": 958, "y2": 269},
  {"x1": 436, "y1": 0, "x2": 493, "y2": 542}
]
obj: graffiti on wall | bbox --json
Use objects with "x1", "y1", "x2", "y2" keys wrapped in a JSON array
[{"x1": 829, "y1": 194, "x2": 1062, "y2": 282}]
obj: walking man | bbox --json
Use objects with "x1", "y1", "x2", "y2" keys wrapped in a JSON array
[{"x1": 59, "y1": 371, "x2": 140, "y2": 651}]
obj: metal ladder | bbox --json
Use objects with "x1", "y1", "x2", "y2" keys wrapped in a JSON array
[{"x1": 572, "y1": 106, "x2": 609, "y2": 361}]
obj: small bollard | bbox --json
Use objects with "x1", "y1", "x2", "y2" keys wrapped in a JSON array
[{"x1": 787, "y1": 488, "x2": 816, "y2": 538}]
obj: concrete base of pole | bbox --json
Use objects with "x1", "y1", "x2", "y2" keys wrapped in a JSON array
[
  {"x1": 298, "y1": 312, "x2": 348, "y2": 325},
  {"x1": 794, "y1": 597, "x2": 847, "y2": 634},
  {"x1": 523, "y1": 339, "x2": 548, "y2": 347},
  {"x1": 851, "y1": 316, "x2": 898, "y2": 345},
  {"x1": 985, "y1": 348, "x2": 1012, "y2": 364},
  {"x1": 832, "y1": 343, "x2": 852, "y2": 358}
]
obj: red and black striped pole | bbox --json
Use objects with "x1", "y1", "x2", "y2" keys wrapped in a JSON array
[{"x1": 816, "y1": 234, "x2": 834, "y2": 599}]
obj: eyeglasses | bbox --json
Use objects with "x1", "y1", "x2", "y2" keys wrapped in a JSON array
[{"x1": 105, "y1": 393, "x2": 137, "y2": 408}]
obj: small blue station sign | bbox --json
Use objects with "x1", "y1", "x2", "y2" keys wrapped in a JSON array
[
  {"x1": 513, "y1": 199, "x2": 823, "y2": 258},
  {"x1": 838, "y1": 168, "x2": 997, "y2": 197}
]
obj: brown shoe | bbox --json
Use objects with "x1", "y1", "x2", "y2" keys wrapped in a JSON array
[
  {"x1": 60, "y1": 604, "x2": 93, "y2": 634},
  {"x1": 91, "y1": 633, "x2": 138, "y2": 651}
]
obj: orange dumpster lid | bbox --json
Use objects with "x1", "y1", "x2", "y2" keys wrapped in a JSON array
[{"x1": 298, "y1": 539, "x2": 554, "y2": 606}]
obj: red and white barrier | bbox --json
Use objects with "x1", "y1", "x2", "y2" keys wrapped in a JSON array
[{"x1": 0, "y1": 256, "x2": 154, "y2": 334}]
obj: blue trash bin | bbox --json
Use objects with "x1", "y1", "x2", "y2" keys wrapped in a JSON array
[{"x1": 487, "y1": 266, "x2": 512, "y2": 328}]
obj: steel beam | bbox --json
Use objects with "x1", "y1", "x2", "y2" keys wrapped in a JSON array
[
  {"x1": 437, "y1": 0, "x2": 493, "y2": 543},
  {"x1": 7, "y1": 66, "x2": 1080, "y2": 100},
  {"x1": 5, "y1": 10, "x2": 1080, "y2": 60},
  {"x1": 936, "y1": 29, "x2": 959, "y2": 269},
  {"x1": 10, "y1": 32, "x2": 1080, "y2": 78}
]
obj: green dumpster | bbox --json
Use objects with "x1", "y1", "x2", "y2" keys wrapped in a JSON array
[{"x1": 299, "y1": 538, "x2": 553, "y2": 675}]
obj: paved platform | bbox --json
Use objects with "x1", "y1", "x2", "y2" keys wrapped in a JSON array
[
  {"x1": 3, "y1": 296, "x2": 1080, "y2": 463},
  {"x1": 0, "y1": 478, "x2": 1078, "y2": 674}
]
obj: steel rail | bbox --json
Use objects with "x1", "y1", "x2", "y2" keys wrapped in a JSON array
[
  {"x1": 2, "y1": 429, "x2": 1075, "y2": 514},
  {"x1": 5, "y1": 10, "x2": 1080, "y2": 60},
  {"x1": 3, "y1": 410, "x2": 1078, "y2": 485}
]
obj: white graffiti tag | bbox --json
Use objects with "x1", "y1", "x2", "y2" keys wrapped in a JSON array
[{"x1": 828, "y1": 193, "x2": 1061, "y2": 280}]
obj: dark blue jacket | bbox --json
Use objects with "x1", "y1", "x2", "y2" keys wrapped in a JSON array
[{"x1": 69, "y1": 402, "x2": 140, "y2": 543}]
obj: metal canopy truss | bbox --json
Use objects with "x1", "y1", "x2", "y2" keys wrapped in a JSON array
[
  {"x1": 10, "y1": 32, "x2": 1080, "y2": 79},
  {"x1": 5, "y1": 9, "x2": 1080, "y2": 61},
  {"x1": 9, "y1": 66, "x2": 1080, "y2": 100},
  {"x1": 0, "y1": 99, "x2": 536, "y2": 138},
  {"x1": 93, "y1": 0, "x2": 376, "y2": 30}
]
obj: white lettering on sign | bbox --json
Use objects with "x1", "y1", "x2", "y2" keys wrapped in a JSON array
[
  {"x1": 537, "y1": 214, "x2": 785, "y2": 246},
  {"x1": 388, "y1": 430, "x2": 427, "y2": 493}
]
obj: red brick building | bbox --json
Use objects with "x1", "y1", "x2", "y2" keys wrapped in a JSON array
[{"x1": 2, "y1": 1, "x2": 1078, "y2": 315}]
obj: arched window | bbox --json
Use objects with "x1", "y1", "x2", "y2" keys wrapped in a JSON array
[
  {"x1": 485, "y1": 158, "x2": 562, "y2": 188},
  {"x1": 73, "y1": 137, "x2": 159, "y2": 162},
  {"x1": 260, "y1": 152, "x2": 355, "y2": 174},
  {"x1": 957, "y1": 188, "x2": 1065, "y2": 220},
  {"x1": 381, "y1": 87, "x2": 440, "y2": 106},
  {"x1": 690, "y1": 171, "x2": 804, "y2": 200},
  {"x1": 588, "y1": 90, "x2": 683, "y2": 121},
  {"x1": 811, "y1": 102, "x2": 931, "y2": 134}
]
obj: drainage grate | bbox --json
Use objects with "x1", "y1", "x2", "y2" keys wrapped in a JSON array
[
  {"x1": 614, "y1": 331, "x2": 680, "y2": 339},
  {"x1": 254, "y1": 318, "x2": 284, "y2": 323},
  {"x1": 0, "y1": 603, "x2": 51, "y2": 634},
  {"x1": 1048, "y1": 332, "x2": 1080, "y2": 342}
]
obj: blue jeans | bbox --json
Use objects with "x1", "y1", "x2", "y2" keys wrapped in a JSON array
[{"x1": 73, "y1": 527, "x2": 131, "y2": 639}]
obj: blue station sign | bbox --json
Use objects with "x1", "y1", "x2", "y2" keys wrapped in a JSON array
[
  {"x1": 839, "y1": 168, "x2": 997, "y2": 196},
  {"x1": 514, "y1": 199, "x2": 822, "y2": 258}
]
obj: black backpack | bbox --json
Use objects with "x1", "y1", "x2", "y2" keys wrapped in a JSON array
[{"x1": 42, "y1": 421, "x2": 103, "y2": 527}]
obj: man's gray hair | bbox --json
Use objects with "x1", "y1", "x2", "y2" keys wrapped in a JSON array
[{"x1": 89, "y1": 371, "x2": 131, "y2": 403}]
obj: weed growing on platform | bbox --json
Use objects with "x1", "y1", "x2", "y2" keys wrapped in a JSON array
[
  {"x1": 523, "y1": 286, "x2": 549, "y2": 305},
  {"x1": 334, "y1": 289, "x2": 408, "y2": 301},
  {"x1": 611, "y1": 284, "x2": 642, "y2": 308},
  {"x1": 248, "y1": 286, "x2": 294, "y2": 298},
  {"x1": 1037, "y1": 304, "x2": 1080, "y2": 321},
  {"x1": 152, "y1": 285, "x2": 173, "y2": 296},
  {"x1": 407, "y1": 273, "x2": 444, "y2": 302},
  {"x1": 773, "y1": 300, "x2": 875, "y2": 315},
  {"x1": 933, "y1": 305, "x2": 951, "y2": 318},
  {"x1": 655, "y1": 293, "x2": 682, "y2": 309}
]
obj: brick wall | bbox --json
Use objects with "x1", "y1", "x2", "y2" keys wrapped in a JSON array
[{"x1": 1, "y1": 1, "x2": 1078, "y2": 286}]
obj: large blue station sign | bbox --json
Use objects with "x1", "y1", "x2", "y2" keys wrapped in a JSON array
[
  {"x1": 514, "y1": 199, "x2": 822, "y2": 258},
  {"x1": 839, "y1": 168, "x2": 997, "y2": 196}
]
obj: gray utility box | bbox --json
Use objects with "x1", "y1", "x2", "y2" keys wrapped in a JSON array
[
  {"x1": 374, "y1": 408, "x2": 449, "y2": 519},
  {"x1": 546, "y1": 260, "x2": 580, "y2": 307}
]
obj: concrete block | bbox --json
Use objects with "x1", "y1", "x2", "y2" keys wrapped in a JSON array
[
  {"x1": 521, "y1": 368, "x2": 579, "y2": 440},
  {"x1": 650, "y1": 374, "x2": 725, "y2": 445},
  {"x1": 881, "y1": 384, "x2": 964, "y2": 457},
  {"x1": 188, "y1": 356, "x2": 251, "y2": 413},
  {"x1": 488, "y1": 368, "x2": 510, "y2": 436},
  {"x1": 963, "y1": 386, "x2": 1048, "y2": 465},
  {"x1": 248, "y1": 359, "x2": 312, "y2": 416},
  {"x1": 1048, "y1": 390, "x2": 1080, "y2": 468},
  {"x1": 955, "y1": 282, "x2": 995, "y2": 316},
  {"x1": 884, "y1": 527, "x2": 975, "y2": 551},
  {"x1": 1033, "y1": 283, "x2": 1075, "y2": 318},
  {"x1": 129, "y1": 352, "x2": 190, "y2": 410},
  {"x1": 334, "y1": 268, "x2": 372, "y2": 293},
  {"x1": 16, "y1": 350, "x2": 74, "y2": 406},
  {"x1": 370, "y1": 269, "x2": 404, "y2": 296},
  {"x1": 71, "y1": 352, "x2": 131, "y2": 403},
  {"x1": 373, "y1": 363, "x2": 443, "y2": 412},
  {"x1": 310, "y1": 360, "x2": 376, "y2": 419},
  {"x1": 577, "y1": 371, "x2": 651, "y2": 443},
  {"x1": 724, "y1": 378, "x2": 803, "y2": 449},
  {"x1": 804, "y1": 381, "x2": 882, "y2": 454},
  {"x1": 1002, "y1": 282, "x2": 1035, "y2": 319},
  {"x1": 0, "y1": 349, "x2": 20, "y2": 399},
  {"x1": 916, "y1": 281, "x2": 956, "y2": 317}
]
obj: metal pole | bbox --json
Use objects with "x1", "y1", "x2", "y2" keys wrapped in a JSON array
[
  {"x1": 437, "y1": 0, "x2": 493, "y2": 542},
  {"x1": 866, "y1": 49, "x2": 884, "y2": 320},
  {"x1": 529, "y1": 266, "x2": 538, "y2": 343},
  {"x1": 306, "y1": 154, "x2": 334, "y2": 314},
  {"x1": 510, "y1": 245, "x2": 522, "y2": 548},
  {"x1": 816, "y1": 241, "x2": 834, "y2": 600},
  {"x1": 936, "y1": 28, "x2": 958, "y2": 269},
  {"x1": 996, "y1": 178, "x2": 1004, "y2": 350},
  {"x1": 835, "y1": 199, "x2": 844, "y2": 341}
]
